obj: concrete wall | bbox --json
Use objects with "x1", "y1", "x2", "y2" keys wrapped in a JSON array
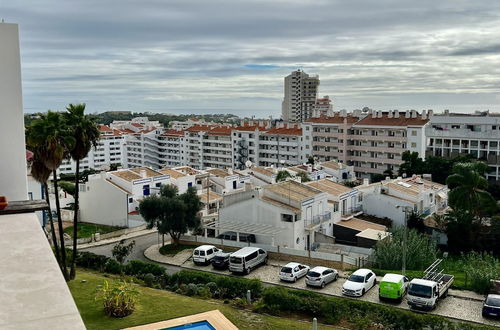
[
  {"x1": 80, "y1": 178, "x2": 129, "y2": 227},
  {"x1": 362, "y1": 192, "x2": 411, "y2": 226},
  {"x1": 0, "y1": 23, "x2": 28, "y2": 200}
]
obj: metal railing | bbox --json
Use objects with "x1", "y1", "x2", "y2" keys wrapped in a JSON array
[{"x1": 304, "y1": 211, "x2": 331, "y2": 228}]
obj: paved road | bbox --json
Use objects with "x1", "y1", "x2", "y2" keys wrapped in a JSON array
[{"x1": 80, "y1": 232, "x2": 181, "y2": 275}]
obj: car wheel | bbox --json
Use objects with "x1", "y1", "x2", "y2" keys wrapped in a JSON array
[
  {"x1": 244, "y1": 268, "x2": 250, "y2": 275},
  {"x1": 335, "y1": 273, "x2": 339, "y2": 281},
  {"x1": 264, "y1": 257, "x2": 268, "y2": 265},
  {"x1": 321, "y1": 281, "x2": 325, "y2": 288},
  {"x1": 293, "y1": 276, "x2": 297, "y2": 283}
]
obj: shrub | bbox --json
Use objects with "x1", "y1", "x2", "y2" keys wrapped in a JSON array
[
  {"x1": 123, "y1": 260, "x2": 166, "y2": 277},
  {"x1": 143, "y1": 273, "x2": 156, "y2": 288},
  {"x1": 205, "y1": 282, "x2": 218, "y2": 294},
  {"x1": 95, "y1": 280, "x2": 139, "y2": 318},
  {"x1": 104, "y1": 259, "x2": 123, "y2": 275},
  {"x1": 170, "y1": 270, "x2": 263, "y2": 299},
  {"x1": 76, "y1": 251, "x2": 109, "y2": 272},
  {"x1": 186, "y1": 283, "x2": 198, "y2": 296},
  {"x1": 198, "y1": 286, "x2": 212, "y2": 299},
  {"x1": 462, "y1": 252, "x2": 500, "y2": 294}
]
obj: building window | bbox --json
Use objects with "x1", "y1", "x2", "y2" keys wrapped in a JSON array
[
  {"x1": 412, "y1": 130, "x2": 417, "y2": 136},
  {"x1": 411, "y1": 142, "x2": 417, "y2": 148},
  {"x1": 128, "y1": 197, "x2": 133, "y2": 203},
  {"x1": 281, "y1": 214, "x2": 294, "y2": 222}
]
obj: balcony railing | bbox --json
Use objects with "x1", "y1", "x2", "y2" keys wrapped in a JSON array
[{"x1": 304, "y1": 211, "x2": 331, "y2": 229}]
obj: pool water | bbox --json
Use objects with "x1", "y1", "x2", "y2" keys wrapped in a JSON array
[{"x1": 162, "y1": 320, "x2": 215, "y2": 330}]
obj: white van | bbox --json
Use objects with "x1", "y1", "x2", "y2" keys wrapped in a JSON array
[
  {"x1": 229, "y1": 247, "x2": 267, "y2": 274},
  {"x1": 192, "y1": 245, "x2": 220, "y2": 265}
]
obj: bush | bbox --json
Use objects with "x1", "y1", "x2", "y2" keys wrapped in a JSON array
[
  {"x1": 205, "y1": 282, "x2": 218, "y2": 295},
  {"x1": 104, "y1": 259, "x2": 123, "y2": 275},
  {"x1": 462, "y1": 252, "x2": 500, "y2": 294},
  {"x1": 198, "y1": 286, "x2": 212, "y2": 299},
  {"x1": 186, "y1": 283, "x2": 198, "y2": 296},
  {"x1": 95, "y1": 280, "x2": 139, "y2": 318},
  {"x1": 170, "y1": 270, "x2": 263, "y2": 299},
  {"x1": 143, "y1": 273, "x2": 156, "y2": 288},
  {"x1": 123, "y1": 260, "x2": 166, "y2": 277},
  {"x1": 76, "y1": 251, "x2": 109, "y2": 272}
]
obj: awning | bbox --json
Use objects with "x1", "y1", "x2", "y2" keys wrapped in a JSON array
[
  {"x1": 437, "y1": 191, "x2": 447, "y2": 199},
  {"x1": 203, "y1": 220, "x2": 285, "y2": 236}
]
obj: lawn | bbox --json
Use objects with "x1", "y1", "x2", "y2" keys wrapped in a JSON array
[
  {"x1": 64, "y1": 223, "x2": 122, "y2": 239},
  {"x1": 69, "y1": 270, "x2": 336, "y2": 330},
  {"x1": 159, "y1": 243, "x2": 197, "y2": 255}
]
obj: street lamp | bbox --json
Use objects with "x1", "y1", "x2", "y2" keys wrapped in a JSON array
[{"x1": 396, "y1": 205, "x2": 413, "y2": 275}]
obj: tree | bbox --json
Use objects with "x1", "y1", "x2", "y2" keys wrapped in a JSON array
[
  {"x1": 112, "y1": 239, "x2": 136, "y2": 265},
  {"x1": 407, "y1": 211, "x2": 426, "y2": 234},
  {"x1": 26, "y1": 111, "x2": 75, "y2": 280},
  {"x1": 276, "y1": 170, "x2": 292, "y2": 182},
  {"x1": 446, "y1": 162, "x2": 497, "y2": 218},
  {"x1": 373, "y1": 227, "x2": 438, "y2": 270},
  {"x1": 307, "y1": 156, "x2": 315, "y2": 166},
  {"x1": 139, "y1": 185, "x2": 202, "y2": 246},
  {"x1": 383, "y1": 169, "x2": 394, "y2": 179},
  {"x1": 370, "y1": 173, "x2": 385, "y2": 183},
  {"x1": 64, "y1": 103, "x2": 101, "y2": 280},
  {"x1": 295, "y1": 171, "x2": 311, "y2": 183},
  {"x1": 59, "y1": 181, "x2": 76, "y2": 196},
  {"x1": 398, "y1": 151, "x2": 424, "y2": 177}
]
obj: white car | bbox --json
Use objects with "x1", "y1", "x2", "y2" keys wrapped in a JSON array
[
  {"x1": 192, "y1": 245, "x2": 220, "y2": 265},
  {"x1": 279, "y1": 262, "x2": 310, "y2": 282},
  {"x1": 305, "y1": 266, "x2": 339, "y2": 288},
  {"x1": 342, "y1": 268, "x2": 377, "y2": 297}
]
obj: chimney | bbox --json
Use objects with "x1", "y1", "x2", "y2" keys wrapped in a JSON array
[
  {"x1": 287, "y1": 123, "x2": 292, "y2": 129},
  {"x1": 326, "y1": 109, "x2": 334, "y2": 117},
  {"x1": 340, "y1": 109, "x2": 347, "y2": 117},
  {"x1": 444, "y1": 109, "x2": 449, "y2": 116},
  {"x1": 411, "y1": 110, "x2": 417, "y2": 118},
  {"x1": 228, "y1": 168, "x2": 233, "y2": 175},
  {"x1": 394, "y1": 110, "x2": 400, "y2": 118},
  {"x1": 421, "y1": 110, "x2": 427, "y2": 120},
  {"x1": 244, "y1": 182, "x2": 253, "y2": 191},
  {"x1": 405, "y1": 110, "x2": 411, "y2": 118},
  {"x1": 140, "y1": 169, "x2": 147, "y2": 178},
  {"x1": 377, "y1": 111, "x2": 383, "y2": 118},
  {"x1": 363, "y1": 178, "x2": 369, "y2": 186},
  {"x1": 249, "y1": 120, "x2": 254, "y2": 126},
  {"x1": 372, "y1": 111, "x2": 377, "y2": 118},
  {"x1": 427, "y1": 109, "x2": 434, "y2": 118},
  {"x1": 388, "y1": 110, "x2": 393, "y2": 118}
]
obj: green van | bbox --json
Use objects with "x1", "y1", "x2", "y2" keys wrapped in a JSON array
[{"x1": 379, "y1": 273, "x2": 409, "y2": 301}]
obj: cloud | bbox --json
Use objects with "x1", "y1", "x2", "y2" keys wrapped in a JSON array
[{"x1": 3, "y1": 0, "x2": 500, "y2": 115}]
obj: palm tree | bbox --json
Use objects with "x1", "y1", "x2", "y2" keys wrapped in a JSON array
[
  {"x1": 28, "y1": 149, "x2": 62, "y2": 267},
  {"x1": 446, "y1": 162, "x2": 497, "y2": 217},
  {"x1": 64, "y1": 103, "x2": 100, "y2": 279},
  {"x1": 26, "y1": 111, "x2": 75, "y2": 280}
]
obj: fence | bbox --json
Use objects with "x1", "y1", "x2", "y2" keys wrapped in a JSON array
[
  {"x1": 69, "y1": 224, "x2": 148, "y2": 246},
  {"x1": 180, "y1": 235, "x2": 370, "y2": 269}
]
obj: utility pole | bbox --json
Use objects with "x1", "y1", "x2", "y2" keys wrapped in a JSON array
[{"x1": 397, "y1": 205, "x2": 411, "y2": 276}]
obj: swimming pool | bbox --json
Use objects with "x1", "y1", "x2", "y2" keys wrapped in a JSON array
[{"x1": 162, "y1": 320, "x2": 215, "y2": 330}]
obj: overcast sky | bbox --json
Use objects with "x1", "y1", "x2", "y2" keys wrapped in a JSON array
[{"x1": 3, "y1": 0, "x2": 500, "y2": 117}]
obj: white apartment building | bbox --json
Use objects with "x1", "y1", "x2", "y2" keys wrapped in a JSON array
[
  {"x1": 304, "y1": 110, "x2": 430, "y2": 179},
  {"x1": 202, "y1": 126, "x2": 234, "y2": 169},
  {"x1": 232, "y1": 121, "x2": 270, "y2": 169},
  {"x1": 157, "y1": 129, "x2": 185, "y2": 168},
  {"x1": 357, "y1": 175, "x2": 449, "y2": 227},
  {"x1": 59, "y1": 125, "x2": 126, "y2": 174},
  {"x1": 427, "y1": 110, "x2": 500, "y2": 181},
  {"x1": 217, "y1": 180, "x2": 330, "y2": 249},
  {"x1": 282, "y1": 69, "x2": 320, "y2": 122},
  {"x1": 315, "y1": 95, "x2": 333, "y2": 116},
  {"x1": 258, "y1": 123, "x2": 307, "y2": 167}
]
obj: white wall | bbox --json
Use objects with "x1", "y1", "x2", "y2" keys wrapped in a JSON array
[
  {"x1": 80, "y1": 178, "x2": 129, "y2": 227},
  {"x1": 0, "y1": 23, "x2": 28, "y2": 200},
  {"x1": 362, "y1": 192, "x2": 412, "y2": 226}
]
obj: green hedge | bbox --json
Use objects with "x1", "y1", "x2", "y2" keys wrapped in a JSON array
[{"x1": 170, "y1": 270, "x2": 263, "y2": 299}]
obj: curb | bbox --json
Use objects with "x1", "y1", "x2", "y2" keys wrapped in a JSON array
[{"x1": 143, "y1": 246, "x2": 496, "y2": 327}]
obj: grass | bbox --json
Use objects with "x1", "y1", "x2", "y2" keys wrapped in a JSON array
[
  {"x1": 64, "y1": 223, "x2": 122, "y2": 239},
  {"x1": 159, "y1": 243, "x2": 197, "y2": 256},
  {"x1": 69, "y1": 270, "x2": 337, "y2": 330}
]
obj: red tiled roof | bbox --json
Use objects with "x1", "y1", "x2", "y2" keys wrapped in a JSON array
[
  {"x1": 185, "y1": 125, "x2": 214, "y2": 133},
  {"x1": 99, "y1": 124, "x2": 113, "y2": 132},
  {"x1": 305, "y1": 114, "x2": 359, "y2": 124},
  {"x1": 163, "y1": 129, "x2": 184, "y2": 136},
  {"x1": 131, "y1": 123, "x2": 143, "y2": 128},
  {"x1": 356, "y1": 113, "x2": 429, "y2": 127},
  {"x1": 207, "y1": 126, "x2": 232, "y2": 136},
  {"x1": 265, "y1": 125, "x2": 302, "y2": 135}
]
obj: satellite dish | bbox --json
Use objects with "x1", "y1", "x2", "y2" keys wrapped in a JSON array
[{"x1": 245, "y1": 160, "x2": 253, "y2": 169}]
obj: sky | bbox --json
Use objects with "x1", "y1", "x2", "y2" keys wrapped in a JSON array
[{"x1": 2, "y1": 0, "x2": 500, "y2": 117}]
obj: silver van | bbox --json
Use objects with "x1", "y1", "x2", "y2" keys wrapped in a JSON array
[{"x1": 229, "y1": 247, "x2": 267, "y2": 274}]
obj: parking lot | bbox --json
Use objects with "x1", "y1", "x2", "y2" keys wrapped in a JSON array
[{"x1": 144, "y1": 244, "x2": 500, "y2": 327}]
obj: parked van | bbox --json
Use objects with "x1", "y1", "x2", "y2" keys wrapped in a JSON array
[
  {"x1": 379, "y1": 274, "x2": 409, "y2": 301},
  {"x1": 229, "y1": 247, "x2": 267, "y2": 274},
  {"x1": 192, "y1": 245, "x2": 220, "y2": 265}
]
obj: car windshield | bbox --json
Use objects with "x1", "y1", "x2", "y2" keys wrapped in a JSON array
[
  {"x1": 281, "y1": 267, "x2": 293, "y2": 273},
  {"x1": 408, "y1": 284, "x2": 432, "y2": 298},
  {"x1": 307, "y1": 271, "x2": 320, "y2": 278},
  {"x1": 348, "y1": 275, "x2": 365, "y2": 283},
  {"x1": 486, "y1": 296, "x2": 500, "y2": 307},
  {"x1": 230, "y1": 256, "x2": 242, "y2": 264}
]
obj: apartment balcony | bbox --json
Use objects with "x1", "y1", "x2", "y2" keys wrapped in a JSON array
[
  {"x1": 313, "y1": 140, "x2": 336, "y2": 147},
  {"x1": 350, "y1": 135, "x2": 406, "y2": 142},
  {"x1": 353, "y1": 166, "x2": 385, "y2": 175},
  {"x1": 341, "y1": 205, "x2": 363, "y2": 220},
  {"x1": 426, "y1": 128, "x2": 500, "y2": 139},
  {"x1": 349, "y1": 155, "x2": 402, "y2": 165},
  {"x1": 304, "y1": 211, "x2": 332, "y2": 230},
  {"x1": 348, "y1": 145, "x2": 406, "y2": 153}
]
